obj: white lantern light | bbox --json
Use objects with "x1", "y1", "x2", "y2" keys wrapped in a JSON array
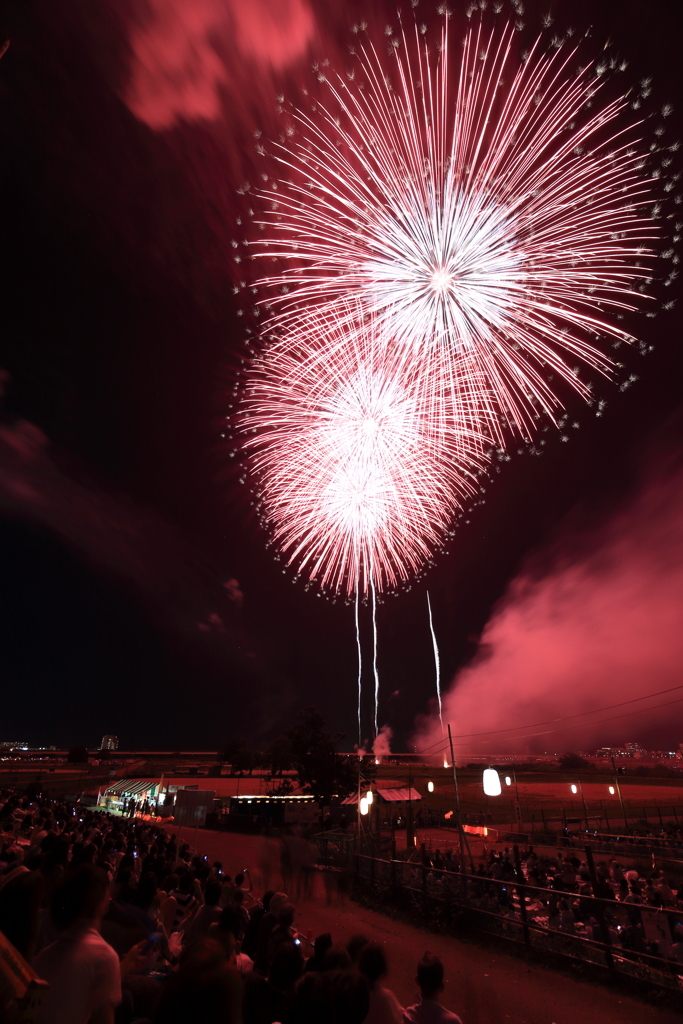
[
  {"x1": 427, "y1": 781, "x2": 434, "y2": 793},
  {"x1": 360, "y1": 797, "x2": 368, "y2": 815},
  {"x1": 443, "y1": 760, "x2": 449, "y2": 768},
  {"x1": 609, "y1": 786, "x2": 615, "y2": 795},
  {"x1": 505, "y1": 776, "x2": 512, "y2": 786},
  {"x1": 483, "y1": 768, "x2": 501, "y2": 796},
  {"x1": 366, "y1": 790, "x2": 373, "y2": 805},
  {"x1": 570, "y1": 784, "x2": 578, "y2": 794}
]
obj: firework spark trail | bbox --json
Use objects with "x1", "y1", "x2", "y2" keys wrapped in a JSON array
[
  {"x1": 254, "y1": 20, "x2": 657, "y2": 439},
  {"x1": 427, "y1": 590, "x2": 443, "y2": 736},
  {"x1": 237, "y1": 14, "x2": 669, "y2": 740},
  {"x1": 370, "y1": 554, "x2": 379, "y2": 737},
  {"x1": 240, "y1": 307, "x2": 490, "y2": 595},
  {"x1": 355, "y1": 567, "x2": 362, "y2": 750}
]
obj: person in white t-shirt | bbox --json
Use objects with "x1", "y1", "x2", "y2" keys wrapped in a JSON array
[
  {"x1": 403, "y1": 953, "x2": 463, "y2": 1024},
  {"x1": 358, "y1": 943, "x2": 404, "y2": 1024},
  {"x1": 33, "y1": 864, "x2": 148, "y2": 1024}
]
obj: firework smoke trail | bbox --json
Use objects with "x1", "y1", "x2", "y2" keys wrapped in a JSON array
[
  {"x1": 240, "y1": 307, "x2": 490, "y2": 596},
  {"x1": 427, "y1": 590, "x2": 442, "y2": 736},
  {"x1": 253, "y1": 19, "x2": 658, "y2": 440}
]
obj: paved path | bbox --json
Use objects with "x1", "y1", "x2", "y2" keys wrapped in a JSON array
[{"x1": 179, "y1": 826, "x2": 680, "y2": 1024}]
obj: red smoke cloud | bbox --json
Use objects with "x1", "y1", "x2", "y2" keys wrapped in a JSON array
[
  {"x1": 417, "y1": 465, "x2": 683, "y2": 756},
  {"x1": 124, "y1": 0, "x2": 315, "y2": 130}
]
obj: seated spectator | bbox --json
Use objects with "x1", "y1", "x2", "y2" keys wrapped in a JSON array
[
  {"x1": 208, "y1": 904, "x2": 241, "y2": 956},
  {"x1": 557, "y1": 898, "x2": 575, "y2": 934},
  {"x1": 323, "y1": 945, "x2": 352, "y2": 971},
  {"x1": 403, "y1": 953, "x2": 462, "y2": 1023},
  {"x1": 332, "y1": 970, "x2": 371, "y2": 1024},
  {"x1": 183, "y1": 880, "x2": 223, "y2": 947},
  {"x1": 265, "y1": 902, "x2": 297, "y2": 971},
  {"x1": 220, "y1": 874, "x2": 235, "y2": 906},
  {"x1": 252, "y1": 893, "x2": 289, "y2": 975},
  {"x1": 170, "y1": 872, "x2": 200, "y2": 932},
  {"x1": 346, "y1": 933, "x2": 370, "y2": 966},
  {"x1": 233, "y1": 887, "x2": 250, "y2": 939},
  {"x1": 33, "y1": 865, "x2": 123, "y2": 1023},
  {"x1": 235, "y1": 869, "x2": 255, "y2": 906},
  {"x1": 305, "y1": 931, "x2": 333, "y2": 972},
  {"x1": 292, "y1": 970, "x2": 335, "y2": 1024},
  {"x1": 155, "y1": 940, "x2": 242, "y2": 1024},
  {"x1": 243, "y1": 941, "x2": 303, "y2": 1024},
  {"x1": 243, "y1": 890, "x2": 275, "y2": 958},
  {"x1": 358, "y1": 943, "x2": 403, "y2": 1024},
  {"x1": 624, "y1": 884, "x2": 642, "y2": 905},
  {"x1": 0, "y1": 868, "x2": 43, "y2": 960}
]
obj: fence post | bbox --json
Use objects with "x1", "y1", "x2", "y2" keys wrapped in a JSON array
[
  {"x1": 584, "y1": 845, "x2": 615, "y2": 973},
  {"x1": 512, "y1": 845, "x2": 530, "y2": 946}
]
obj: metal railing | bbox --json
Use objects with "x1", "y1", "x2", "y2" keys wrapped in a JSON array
[
  {"x1": 350, "y1": 850, "x2": 683, "y2": 993},
  {"x1": 502, "y1": 830, "x2": 683, "y2": 872}
]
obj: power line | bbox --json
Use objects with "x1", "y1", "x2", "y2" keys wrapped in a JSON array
[{"x1": 416, "y1": 682, "x2": 683, "y2": 753}]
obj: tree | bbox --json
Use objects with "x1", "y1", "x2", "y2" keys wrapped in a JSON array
[
  {"x1": 67, "y1": 745, "x2": 89, "y2": 764},
  {"x1": 218, "y1": 738, "x2": 257, "y2": 776},
  {"x1": 267, "y1": 777, "x2": 294, "y2": 797},
  {"x1": 558, "y1": 752, "x2": 592, "y2": 772},
  {"x1": 285, "y1": 707, "x2": 357, "y2": 813},
  {"x1": 264, "y1": 735, "x2": 293, "y2": 777}
]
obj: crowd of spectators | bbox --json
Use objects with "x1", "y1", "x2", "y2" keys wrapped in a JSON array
[
  {"x1": 556, "y1": 824, "x2": 683, "y2": 854},
  {"x1": 0, "y1": 788, "x2": 463, "y2": 1023},
  {"x1": 415, "y1": 843, "x2": 683, "y2": 961}
]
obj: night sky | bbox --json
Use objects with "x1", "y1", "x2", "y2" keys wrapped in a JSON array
[{"x1": 0, "y1": 0, "x2": 681, "y2": 753}]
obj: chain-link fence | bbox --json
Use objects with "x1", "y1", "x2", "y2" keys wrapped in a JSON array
[{"x1": 350, "y1": 851, "x2": 683, "y2": 993}]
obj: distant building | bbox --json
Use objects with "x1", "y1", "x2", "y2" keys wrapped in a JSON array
[
  {"x1": 595, "y1": 743, "x2": 643, "y2": 759},
  {"x1": 101, "y1": 735, "x2": 119, "y2": 751}
]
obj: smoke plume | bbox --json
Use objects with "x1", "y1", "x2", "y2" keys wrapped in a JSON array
[
  {"x1": 124, "y1": 0, "x2": 315, "y2": 130},
  {"x1": 417, "y1": 465, "x2": 683, "y2": 756},
  {"x1": 373, "y1": 724, "x2": 393, "y2": 761}
]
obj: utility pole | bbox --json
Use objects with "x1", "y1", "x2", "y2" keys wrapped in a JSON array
[
  {"x1": 448, "y1": 725, "x2": 475, "y2": 872},
  {"x1": 578, "y1": 778, "x2": 589, "y2": 832},
  {"x1": 610, "y1": 757, "x2": 628, "y2": 829},
  {"x1": 406, "y1": 763, "x2": 415, "y2": 851}
]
